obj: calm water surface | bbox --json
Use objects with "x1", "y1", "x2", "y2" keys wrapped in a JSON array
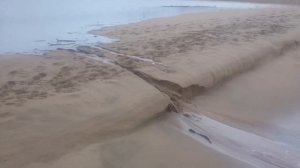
[{"x1": 0, "y1": 0, "x2": 268, "y2": 53}]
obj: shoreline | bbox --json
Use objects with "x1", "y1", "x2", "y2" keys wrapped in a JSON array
[
  {"x1": 0, "y1": 0, "x2": 272, "y2": 54},
  {"x1": 1, "y1": 3, "x2": 300, "y2": 168}
]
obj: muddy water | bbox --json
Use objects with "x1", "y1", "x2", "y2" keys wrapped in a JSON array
[{"x1": 0, "y1": 0, "x2": 268, "y2": 53}]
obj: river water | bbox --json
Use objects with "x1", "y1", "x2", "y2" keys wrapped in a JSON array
[{"x1": 0, "y1": 0, "x2": 268, "y2": 54}]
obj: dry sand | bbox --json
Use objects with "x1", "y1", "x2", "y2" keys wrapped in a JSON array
[
  {"x1": 95, "y1": 7, "x2": 300, "y2": 98},
  {"x1": 2, "y1": 3, "x2": 300, "y2": 168},
  {"x1": 0, "y1": 51, "x2": 169, "y2": 168}
]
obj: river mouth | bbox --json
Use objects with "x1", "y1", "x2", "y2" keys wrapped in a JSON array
[{"x1": 0, "y1": 0, "x2": 269, "y2": 54}]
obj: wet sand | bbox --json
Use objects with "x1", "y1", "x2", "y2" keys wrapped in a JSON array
[
  {"x1": 25, "y1": 114, "x2": 255, "y2": 168},
  {"x1": 93, "y1": 5, "x2": 300, "y2": 167},
  {"x1": 1, "y1": 2, "x2": 300, "y2": 168},
  {"x1": 192, "y1": 46, "x2": 300, "y2": 147}
]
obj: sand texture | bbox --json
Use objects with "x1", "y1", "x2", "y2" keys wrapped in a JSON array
[
  {"x1": 0, "y1": 51, "x2": 170, "y2": 168},
  {"x1": 93, "y1": 6, "x2": 300, "y2": 167},
  {"x1": 94, "y1": 7, "x2": 300, "y2": 98},
  {"x1": 1, "y1": 3, "x2": 300, "y2": 168}
]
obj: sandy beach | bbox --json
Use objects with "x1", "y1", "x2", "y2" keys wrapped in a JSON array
[{"x1": 1, "y1": 1, "x2": 300, "y2": 168}]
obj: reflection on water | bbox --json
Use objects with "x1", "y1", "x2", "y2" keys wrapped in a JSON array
[{"x1": 0, "y1": 0, "x2": 268, "y2": 53}]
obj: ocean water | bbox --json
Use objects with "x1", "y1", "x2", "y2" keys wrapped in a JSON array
[{"x1": 0, "y1": 0, "x2": 268, "y2": 54}]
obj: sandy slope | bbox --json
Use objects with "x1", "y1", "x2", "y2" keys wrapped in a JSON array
[
  {"x1": 2, "y1": 4, "x2": 300, "y2": 168},
  {"x1": 92, "y1": 6, "x2": 300, "y2": 167},
  {"x1": 192, "y1": 46, "x2": 300, "y2": 147},
  {"x1": 0, "y1": 51, "x2": 169, "y2": 168},
  {"x1": 95, "y1": 7, "x2": 300, "y2": 95}
]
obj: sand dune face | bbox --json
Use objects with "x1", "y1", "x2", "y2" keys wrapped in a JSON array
[{"x1": 2, "y1": 4, "x2": 300, "y2": 168}]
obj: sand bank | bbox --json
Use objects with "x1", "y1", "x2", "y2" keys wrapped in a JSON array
[
  {"x1": 192, "y1": 45, "x2": 300, "y2": 147},
  {"x1": 92, "y1": 6, "x2": 300, "y2": 167},
  {"x1": 94, "y1": 7, "x2": 300, "y2": 98},
  {"x1": 2, "y1": 4, "x2": 300, "y2": 168},
  {"x1": 0, "y1": 50, "x2": 169, "y2": 168}
]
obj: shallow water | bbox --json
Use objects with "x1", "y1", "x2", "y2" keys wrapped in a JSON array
[
  {"x1": 175, "y1": 111, "x2": 300, "y2": 168},
  {"x1": 0, "y1": 0, "x2": 268, "y2": 54}
]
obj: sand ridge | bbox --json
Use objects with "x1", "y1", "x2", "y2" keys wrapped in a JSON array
[
  {"x1": 1, "y1": 4, "x2": 300, "y2": 168},
  {"x1": 93, "y1": 7, "x2": 300, "y2": 97},
  {"x1": 90, "y1": 6, "x2": 300, "y2": 167},
  {"x1": 0, "y1": 50, "x2": 170, "y2": 168}
]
